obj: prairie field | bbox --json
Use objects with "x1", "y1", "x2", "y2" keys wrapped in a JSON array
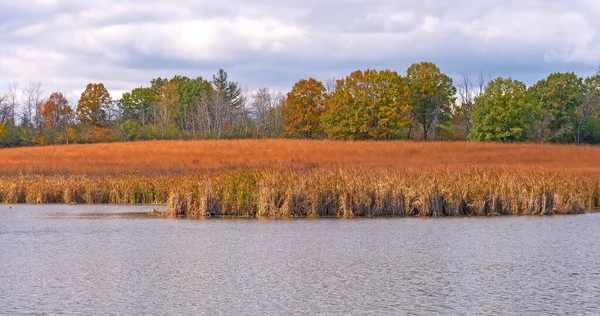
[
  {"x1": 1, "y1": 139, "x2": 600, "y2": 175},
  {"x1": 1, "y1": 140, "x2": 599, "y2": 217}
]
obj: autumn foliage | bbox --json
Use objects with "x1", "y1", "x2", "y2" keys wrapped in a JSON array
[
  {"x1": 283, "y1": 78, "x2": 326, "y2": 138},
  {"x1": 40, "y1": 92, "x2": 74, "y2": 129},
  {"x1": 76, "y1": 83, "x2": 112, "y2": 126},
  {"x1": 2, "y1": 64, "x2": 600, "y2": 148},
  {"x1": 322, "y1": 70, "x2": 412, "y2": 140}
]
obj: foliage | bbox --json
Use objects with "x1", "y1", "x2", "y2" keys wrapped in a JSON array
[
  {"x1": 120, "y1": 87, "x2": 155, "y2": 126},
  {"x1": 82, "y1": 126, "x2": 109, "y2": 143},
  {"x1": 155, "y1": 80, "x2": 181, "y2": 138},
  {"x1": 470, "y1": 77, "x2": 532, "y2": 142},
  {"x1": 406, "y1": 62, "x2": 456, "y2": 140},
  {"x1": 41, "y1": 92, "x2": 74, "y2": 129},
  {"x1": 212, "y1": 69, "x2": 244, "y2": 111},
  {"x1": 77, "y1": 83, "x2": 112, "y2": 126},
  {"x1": 2, "y1": 66, "x2": 600, "y2": 148},
  {"x1": 322, "y1": 69, "x2": 411, "y2": 140},
  {"x1": 120, "y1": 120, "x2": 141, "y2": 141},
  {"x1": 283, "y1": 78, "x2": 327, "y2": 138},
  {"x1": 528, "y1": 72, "x2": 585, "y2": 142}
]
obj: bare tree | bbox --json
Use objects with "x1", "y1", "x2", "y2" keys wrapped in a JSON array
[
  {"x1": 457, "y1": 73, "x2": 474, "y2": 136},
  {"x1": 5, "y1": 81, "x2": 19, "y2": 125},
  {"x1": 457, "y1": 71, "x2": 487, "y2": 139},
  {"x1": 22, "y1": 81, "x2": 43, "y2": 128},
  {"x1": 326, "y1": 77, "x2": 336, "y2": 94},
  {"x1": 0, "y1": 92, "x2": 8, "y2": 124},
  {"x1": 250, "y1": 88, "x2": 284, "y2": 138}
]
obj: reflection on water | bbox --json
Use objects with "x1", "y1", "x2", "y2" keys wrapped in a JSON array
[{"x1": 1, "y1": 204, "x2": 600, "y2": 315}]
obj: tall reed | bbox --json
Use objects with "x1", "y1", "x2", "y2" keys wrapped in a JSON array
[{"x1": 1, "y1": 167, "x2": 598, "y2": 217}]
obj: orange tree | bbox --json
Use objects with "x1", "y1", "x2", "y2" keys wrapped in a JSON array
[
  {"x1": 41, "y1": 92, "x2": 74, "y2": 129},
  {"x1": 283, "y1": 78, "x2": 327, "y2": 138}
]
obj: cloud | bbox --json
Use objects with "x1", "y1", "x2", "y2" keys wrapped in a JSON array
[{"x1": 1, "y1": 0, "x2": 600, "y2": 102}]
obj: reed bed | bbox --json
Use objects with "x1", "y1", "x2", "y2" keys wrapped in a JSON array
[{"x1": 1, "y1": 168, "x2": 598, "y2": 217}]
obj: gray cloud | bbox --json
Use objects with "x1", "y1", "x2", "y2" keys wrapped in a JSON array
[{"x1": 1, "y1": 0, "x2": 600, "y2": 100}]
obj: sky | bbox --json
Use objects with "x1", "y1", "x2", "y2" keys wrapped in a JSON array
[{"x1": 1, "y1": 0, "x2": 600, "y2": 100}]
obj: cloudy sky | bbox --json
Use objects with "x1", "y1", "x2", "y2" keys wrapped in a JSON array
[{"x1": 1, "y1": 0, "x2": 600, "y2": 100}]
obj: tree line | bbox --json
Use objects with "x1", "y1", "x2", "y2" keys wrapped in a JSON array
[{"x1": 1, "y1": 63, "x2": 600, "y2": 147}]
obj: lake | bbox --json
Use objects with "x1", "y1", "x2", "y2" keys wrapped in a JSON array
[{"x1": 1, "y1": 204, "x2": 600, "y2": 315}]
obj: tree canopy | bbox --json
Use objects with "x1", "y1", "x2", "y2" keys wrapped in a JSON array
[
  {"x1": 322, "y1": 69, "x2": 411, "y2": 140},
  {"x1": 3, "y1": 63, "x2": 600, "y2": 147},
  {"x1": 406, "y1": 62, "x2": 456, "y2": 140},
  {"x1": 470, "y1": 77, "x2": 532, "y2": 142},
  {"x1": 283, "y1": 78, "x2": 327, "y2": 138},
  {"x1": 77, "y1": 83, "x2": 112, "y2": 127}
]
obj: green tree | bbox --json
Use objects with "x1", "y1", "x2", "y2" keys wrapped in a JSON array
[
  {"x1": 577, "y1": 71, "x2": 600, "y2": 144},
  {"x1": 119, "y1": 120, "x2": 141, "y2": 141},
  {"x1": 283, "y1": 78, "x2": 327, "y2": 138},
  {"x1": 528, "y1": 72, "x2": 585, "y2": 143},
  {"x1": 212, "y1": 69, "x2": 244, "y2": 112},
  {"x1": 406, "y1": 62, "x2": 456, "y2": 140},
  {"x1": 322, "y1": 69, "x2": 411, "y2": 140},
  {"x1": 77, "y1": 83, "x2": 112, "y2": 126},
  {"x1": 120, "y1": 87, "x2": 155, "y2": 126},
  {"x1": 470, "y1": 77, "x2": 532, "y2": 142}
]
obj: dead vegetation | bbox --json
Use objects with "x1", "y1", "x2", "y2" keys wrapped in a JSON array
[{"x1": 1, "y1": 140, "x2": 599, "y2": 217}]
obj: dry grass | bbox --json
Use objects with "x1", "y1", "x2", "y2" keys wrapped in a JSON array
[
  {"x1": 1, "y1": 139, "x2": 600, "y2": 175},
  {"x1": 1, "y1": 140, "x2": 599, "y2": 217},
  {"x1": 0, "y1": 168, "x2": 597, "y2": 217}
]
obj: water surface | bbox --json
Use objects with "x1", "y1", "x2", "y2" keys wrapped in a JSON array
[{"x1": 1, "y1": 204, "x2": 600, "y2": 315}]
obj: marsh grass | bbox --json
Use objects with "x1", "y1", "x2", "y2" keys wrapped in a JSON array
[{"x1": 1, "y1": 167, "x2": 598, "y2": 217}]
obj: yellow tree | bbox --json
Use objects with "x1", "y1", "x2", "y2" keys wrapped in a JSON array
[
  {"x1": 77, "y1": 83, "x2": 112, "y2": 126},
  {"x1": 322, "y1": 69, "x2": 411, "y2": 140},
  {"x1": 155, "y1": 80, "x2": 181, "y2": 138},
  {"x1": 0, "y1": 123, "x2": 6, "y2": 139},
  {"x1": 283, "y1": 78, "x2": 326, "y2": 138}
]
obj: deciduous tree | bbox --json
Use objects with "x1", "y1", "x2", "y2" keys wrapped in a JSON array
[
  {"x1": 155, "y1": 80, "x2": 181, "y2": 138},
  {"x1": 528, "y1": 72, "x2": 585, "y2": 142},
  {"x1": 0, "y1": 122, "x2": 6, "y2": 138},
  {"x1": 322, "y1": 69, "x2": 411, "y2": 140},
  {"x1": 120, "y1": 87, "x2": 155, "y2": 126},
  {"x1": 470, "y1": 77, "x2": 532, "y2": 142},
  {"x1": 41, "y1": 92, "x2": 74, "y2": 129},
  {"x1": 406, "y1": 62, "x2": 456, "y2": 140},
  {"x1": 77, "y1": 83, "x2": 112, "y2": 126},
  {"x1": 283, "y1": 78, "x2": 326, "y2": 138},
  {"x1": 22, "y1": 81, "x2": 43, "y2": 128},
  {"x1": 250, "y1": 88, "x2": 284, "y2": 137}
]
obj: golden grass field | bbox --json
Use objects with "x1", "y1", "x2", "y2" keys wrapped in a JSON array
[
  {"x1": 1, "y1": 140, "x2": 599, "y2": 217},
  {"x1": 1, "y1": 139, "x2": 600, "y2": 175}
]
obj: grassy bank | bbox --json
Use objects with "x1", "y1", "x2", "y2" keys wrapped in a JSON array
[{"x1": 1, "y1": 167, "x2": 598, "y2": 217}]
